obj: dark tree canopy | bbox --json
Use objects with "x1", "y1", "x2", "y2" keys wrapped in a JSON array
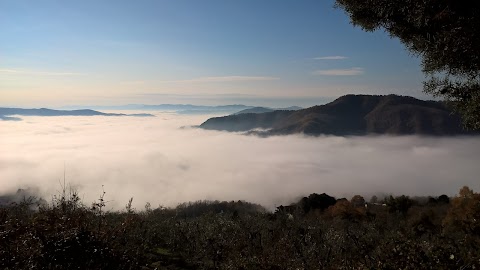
[
  {"x1": 335, "y1": 0, "x2": 480, "y2": 130},
  {"x1": 300, "y1": 193, "x2": 337, "y2": 213}
]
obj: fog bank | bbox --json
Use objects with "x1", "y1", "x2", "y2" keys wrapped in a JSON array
[{"x1": 1, "y1": 113, "x2": 479, "y2": 210}]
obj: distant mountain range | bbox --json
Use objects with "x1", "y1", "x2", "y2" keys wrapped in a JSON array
[
  {"x1": 0, "y1": 107, "x2": 154, "y2": 121},
  {"x1": 54, "y1": 104, "x2": 304, "y2": 115},
  {"x1": 0, "y1": 104, "x2": 304, "y2": 121},
  {"x1": 61, "y1": 104, "x2": 254, "y2": 115},
  {"x1": 200, "y1": 94, "x2": 476, "y2": 136}
]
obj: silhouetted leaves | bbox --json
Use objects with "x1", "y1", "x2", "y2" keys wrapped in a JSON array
[
  {"x1": 335, "y1": 0, "x2": 480, "y2": 129},
  {"x1": 2, "y1": 187, "x2": 480, "y2": 269}
]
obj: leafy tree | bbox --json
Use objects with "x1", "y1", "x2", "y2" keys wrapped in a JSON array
[
  {"x1": 444, "y1": 186, "x2": 480, "y2": 234},
  {"x1": 427, "y1": 196, "x2": 438, "y2": 205},
  {"x1": 335, "y1": 0, "x2": 480, "y2": 129},
  {"x1": 437, "y1": 194, "x2": 450, "y2": 204},
  {"x1": 299, "y1": 193, "x2": 337, "y2": 213},
  {"x1": 328, "y1": 199, "x2": 366, "y2": 220},
  {"x1": 386, "y1": 195, "x2": 414, "y2": 216},
  {"x1": 350, "y1": 195, "x2": 366, "y2": 208},
  {"x1": 459, "y1": 185, "x2": 475, "y2": 198}
]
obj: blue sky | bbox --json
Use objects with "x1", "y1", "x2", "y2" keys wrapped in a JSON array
[{"x1": 0, "y1": 0, "x2": 426, "y2": 107}]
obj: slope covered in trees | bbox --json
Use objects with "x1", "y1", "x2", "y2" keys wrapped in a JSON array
[
  {"x1": 232, "y1": 106, "x2": 302, "y2": 115},
  {"x1": 200, "y1": 94, "x2": 473, "y2": 136}
]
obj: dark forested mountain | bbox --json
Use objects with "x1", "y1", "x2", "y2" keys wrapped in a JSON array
[
  {"x1": 0, "y1": 107, "x2": 154, "y2": 121},
  {"x1": 233, "y1": 107, "x2": 276, "y2": 115},
  {"x1": 233, "y1": 106, "x2": 303, "y2": 115},
  {"x1": 200, "y1": 94, "x2": 474, "y2": 136}
]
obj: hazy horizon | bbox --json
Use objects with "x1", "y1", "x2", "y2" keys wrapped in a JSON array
[
  {"x1": 1, "y1": 92, "x2": 438, "y2": 112},
  {"x1": 1, "y1": 0, "x2": 429, "y2": 107}
]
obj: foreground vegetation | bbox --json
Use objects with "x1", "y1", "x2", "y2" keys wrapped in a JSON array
[{"x1": 1, "y1": 186, "x2": 480, "y2": 269}]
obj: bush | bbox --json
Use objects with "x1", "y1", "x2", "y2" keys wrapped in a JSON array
[{"x1": 2, "y1": 188, "x2": 480, "y2": 269}]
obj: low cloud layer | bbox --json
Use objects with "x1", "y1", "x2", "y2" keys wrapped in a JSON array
[{"x1": 1, "y1": 114, "x2": 479, "y2": 210}]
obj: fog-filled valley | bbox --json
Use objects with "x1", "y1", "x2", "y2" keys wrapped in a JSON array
[
  {"x1": 1, "y1": 113, "x2": 479, "y2": 210},
  {"x1": 3, "y1": 0, "x2": 480, "y2": 267}
]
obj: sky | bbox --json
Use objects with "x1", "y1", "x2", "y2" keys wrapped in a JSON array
[{"x1": 0, "y1": 0, "x2": 426, "y2": 107}]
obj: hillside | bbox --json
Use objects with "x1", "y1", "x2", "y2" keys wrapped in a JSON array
[
  {"x1": 200, "y1": 94, "x2": 472, "y2": 136},
  {"x1": 233, "y1": 106, "x2": 302, "y2": 115},
  {"x1": 233, "y1": 107, "x2": 275, "y2": 115}
]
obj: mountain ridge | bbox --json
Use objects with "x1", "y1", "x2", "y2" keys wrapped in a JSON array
[
  {"x1": 0, "y1": 107, "x2": 154, "y2": 121},
  {"x1": 59, "y1": 104, "x2": 253, "y2": 115},
  {"x1": 232, "y1": 106, "x2": 302, "y2": 115},
  {"x1": 200, "y1": 94, "x2": 474, "y2": 136}
]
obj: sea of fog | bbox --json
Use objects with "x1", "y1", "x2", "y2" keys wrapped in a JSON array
[{"x1": 1, "y1": 112, "x2": 480, "y2": 210}]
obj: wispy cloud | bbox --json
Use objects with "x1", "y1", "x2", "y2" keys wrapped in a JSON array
[
  {"x1": 160, "y1": 76, "x2": 279, "y2": 83},
  {"x1": 0, "y1": 68, "x2": 85, "y2": 76},
  {"x1": 314, "y1": 56, "x2": 348, "y2": 60},
  {"x1": 313, "y1": 67, "x2": 364, "y2": 76}
]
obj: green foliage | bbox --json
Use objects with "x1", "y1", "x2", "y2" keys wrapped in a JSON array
[
  {"x1": 299, "y1": 193, "x2": 337, "y2": 213},
  {"x1": 2, "y1": 188, "x2": 480, "y2": 269},
  {"x1": 386, "y1": 195, "x2": 414, "y2": 216},
  {"x1": 350, "y1": 194, "x2": 366, "y2": 208},
  {"x1": 335, "y1": 0, "x2": 480, "y2": 129},
  {"x1": 326, "y1": 199, "x2": 366, "y2": 221},
  {"x1": 444, "y1": 186, "x2": 480, "y2": 235}
]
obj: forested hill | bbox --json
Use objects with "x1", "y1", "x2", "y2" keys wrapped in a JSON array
[
  {"x1": 200, "y1": 94, "x2": 474, "y2": 136},
  {"x1": 232, "y1": 106, "x2": 302, "y2": 115}
]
